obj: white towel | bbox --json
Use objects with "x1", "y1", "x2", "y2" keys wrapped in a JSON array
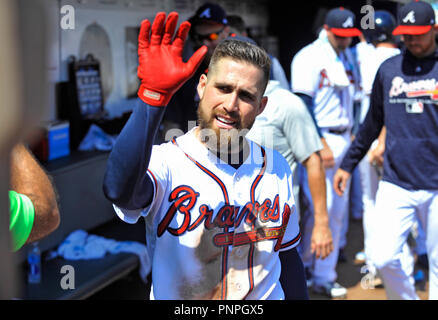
[
  {"x1": 314, "y1": 30, "x2": 352, "y2": 89},
  {"x1": 50, "y1": 230, "x2": 151, "y2": 283}
]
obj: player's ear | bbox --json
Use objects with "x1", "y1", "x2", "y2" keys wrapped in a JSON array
[
  {"x1": 257, "y1": 96, "x2": 268, "y2": 115},
  {"x1": 197, "y1": 74, "x2": 207, "y2": 99}
]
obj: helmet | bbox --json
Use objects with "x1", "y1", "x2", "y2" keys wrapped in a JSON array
[{"x1": 365, "y1": 10, "x2": 396, "y2": 44}]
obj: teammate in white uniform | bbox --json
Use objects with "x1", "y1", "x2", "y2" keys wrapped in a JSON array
[
  {"x1": 291, "y1": 7, "x2": 361, "y2": 298},
  {"x1": 103, "y1": 12, "x2": 305, "y2": 300}
]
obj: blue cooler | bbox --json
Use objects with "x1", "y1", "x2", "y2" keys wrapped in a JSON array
[{"x1": 47, "y1": 121, "x2": 70, "y2": 160}]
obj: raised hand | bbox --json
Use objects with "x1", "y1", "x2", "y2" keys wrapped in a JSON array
[{"x1": 137, "y1": 12, "x2": 208, "y2": 106}]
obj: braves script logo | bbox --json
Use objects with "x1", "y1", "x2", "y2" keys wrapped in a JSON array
[
  {"x1": 157, "y1": 185, "x2": 292, "y2": 250},
  {"x1": 389, "y1": 76, "x2": 438, "y2": 100}
]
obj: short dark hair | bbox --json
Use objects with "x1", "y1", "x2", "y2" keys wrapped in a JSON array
[{"x1": 208, "y1": 39, "x2": 271, "y2": 94}]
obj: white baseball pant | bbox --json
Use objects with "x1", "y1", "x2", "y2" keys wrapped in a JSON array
[{"x1": 368, "y1": 180, "x2": 438, "y2": 300}]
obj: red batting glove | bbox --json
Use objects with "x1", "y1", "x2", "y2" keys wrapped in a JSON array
[{"x1": 137, "y1": 12, "x2": 207, "y2": 107}]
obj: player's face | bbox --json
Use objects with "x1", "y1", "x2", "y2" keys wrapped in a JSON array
[
  {"x1": 402, "y1": 28, "x2": 437, "y2": 58},
  {"x1": 196, "y1": 57, "x2": 267, "y2": 150},
  {"x1": 326, "y1": 28, "x2": 352, "y2": 53}
]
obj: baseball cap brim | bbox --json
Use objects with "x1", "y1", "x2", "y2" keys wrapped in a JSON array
[
  {"x1": 392, "y1": 25, "x2": 432, "y2": 35},
  {"x1": 330, "y1": 27, "x2": 362, "y2": 37}
]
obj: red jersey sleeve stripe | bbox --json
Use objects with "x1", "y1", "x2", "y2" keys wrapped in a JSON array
[
  {"x1": 280, "y1": 232, "x2": 301, "y2": 250},
  {"x1": 147, "y1": 169, "x2": 158, "y2": 197}
]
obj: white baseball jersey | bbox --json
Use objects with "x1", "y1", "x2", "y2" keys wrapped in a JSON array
[
  {"x1": 113, "y1": 128, "x2": 301, "y2": 300},
  {"x1": 356, "y1": 42, "x2": 400, "y2": 122},
  {"x1": 291, "y1": 32, "x2": 358, "y2": 130}
]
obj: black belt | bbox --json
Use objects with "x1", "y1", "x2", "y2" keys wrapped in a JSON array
[{"x1": 328, "y1": 128, "x2": 348, "y2": 135}]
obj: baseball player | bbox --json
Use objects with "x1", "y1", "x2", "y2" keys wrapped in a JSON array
[
  {"x1": 103, "y1": 12, "x2": 306, "y2": 300},
  {"x1": 290, "y1": 7, "x2": 361, "y2": 298},
  {"x1": 334, "y1": 0, "x2": 438, "y2": 300}
]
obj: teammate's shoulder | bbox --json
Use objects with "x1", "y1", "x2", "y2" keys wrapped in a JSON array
[
  {"x1": 288, "y1": 91, "x2": 307, "y2": 108},
  {"x1": 256, "y1": 143, "x2": 291, "y2": 174},
  {"x1": 293, "y1": 42, "x2": 319, "y2": 60},
  {"x1": 268, "y1": 83, "x2": 306, "y2": 107},
  {"x1": 267, "y1": 82, "x2": 295, "y2": 100},
  {"x1": 379, "y1": 52, "x2": 402, "y2": 69},
  {"x1": 273, "y1": 91, "x2": 308, "y2": 117}
]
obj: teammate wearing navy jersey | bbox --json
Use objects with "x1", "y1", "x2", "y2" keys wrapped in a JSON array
[
  {"x1": 334, "y1": 1, "x2": 438, "y2": 300},
  {"x1": 103, "y1": 12, "x2": 306, "y2": 300}
]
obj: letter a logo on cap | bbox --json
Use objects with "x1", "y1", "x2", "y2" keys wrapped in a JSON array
[
  {"x1": 342, "y1": 16, "x2": 353, "y2": 28},
  {"x1": 403, "y1": 10, "x2": 416, "y2": 23},
  {"x1": 199, "y1": 8, "x2": 211, "y2": 19}
]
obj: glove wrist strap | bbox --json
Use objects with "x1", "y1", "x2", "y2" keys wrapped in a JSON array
[{"x1": 138, "y1": 84, "x2": 172, "y2": 107}]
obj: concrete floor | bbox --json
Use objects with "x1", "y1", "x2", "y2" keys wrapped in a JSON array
[{"x1": 308, "y1": 217, "x2": 429, "y2": 300}]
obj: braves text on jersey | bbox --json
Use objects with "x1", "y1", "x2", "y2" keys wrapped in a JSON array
[{"x1": 114, "y1": 128, "x2": 301, "y2": 300}]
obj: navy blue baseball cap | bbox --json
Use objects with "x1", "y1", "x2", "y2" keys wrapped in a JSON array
[
  {"x1": 364, "y1": 10, "x2": 396, "y2": 43},
  {"x1": 393, "y1": 0, "x2": 436, "y2": 35},
  {"x1": 191, "y1": 2, "x2": 228, "y2": 25},
  {"x1": 325, "y1": 7, "x2": 362, "y2": 37}
]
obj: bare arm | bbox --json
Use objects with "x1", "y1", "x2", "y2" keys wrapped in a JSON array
[
  {"x1": 320, "y1": 137, "x2": 335, "y2": 169},
  {"x1": 10, "y1": 144, "x2": 60, "y2": 243},
  {"x1": 302, "y1": 152, "x2": 333, "y2": 259}
]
